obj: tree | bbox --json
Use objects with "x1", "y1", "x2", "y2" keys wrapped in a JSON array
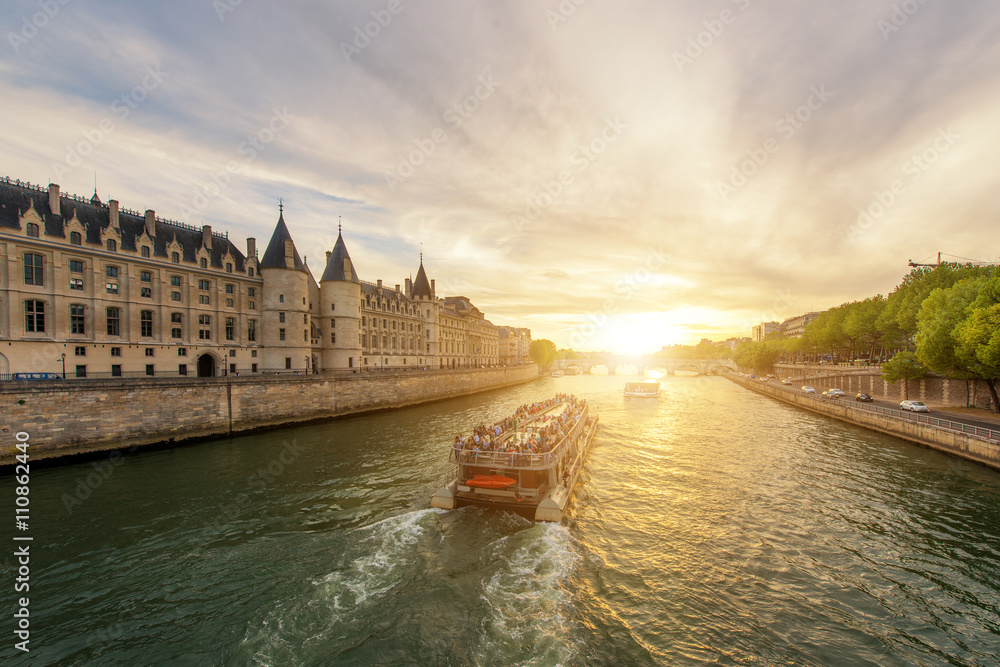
[
  {"x1": 915, "y1": 278, "x2": 984, "y2": 378},
  {"x1": 529, "y1": 339, "x2": 557, "y2": 370},
  {"x1": 881, "y1": 351, "x2": 926, "y2": 399},
  {"x1": 954, "y1": 275, "x2": 1000, "y2": 412}
]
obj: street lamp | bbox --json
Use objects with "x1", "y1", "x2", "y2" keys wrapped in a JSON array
[{"x1": 60, "y1": 352, "x2": 66, "y2": 379}]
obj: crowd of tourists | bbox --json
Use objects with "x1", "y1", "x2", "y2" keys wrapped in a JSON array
[{"x1": 452, "y1": 393, "x2": 587, "y2": 463}]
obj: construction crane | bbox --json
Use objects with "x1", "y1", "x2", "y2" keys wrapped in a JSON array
[{"x1": 908, "y1": 252, "x2": 998, "y2": 268}]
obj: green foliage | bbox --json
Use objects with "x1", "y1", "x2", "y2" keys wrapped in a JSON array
[
  {"x1": 733, "y1": 340, "x2": 782, "y2": 373},
  {"x1": 529, "y1": 339, "x2": 557, "y2": 370},
  {"x1": 915, "y1": 278, "x2": 984, "y2": 378},
  {"x1": 954, "y1": 275, "x2": 1000, "y2": 411},
  {"x1": 881, "y1": 352, "x2": 926, "y2": 399}
]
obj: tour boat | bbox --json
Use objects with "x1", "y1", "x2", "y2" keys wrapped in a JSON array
[
  {"x1": 624, "y1": 380, "x2": 660, "y2": 397},
  {"x1": 565, "y1": 365, "x2": 582, "y2": 375},
  {"x1": 431, "y1": 395, "x2": 599, "y2": 522},
  {"x1": 551, "y1": 370, "x2": 565, "y2": 377}
]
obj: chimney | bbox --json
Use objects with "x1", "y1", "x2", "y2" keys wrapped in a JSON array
[
  {"x1": 48, "y1": 183, "x2": 60, "y2": 215},
  {"x1": 395, "y1": 284, "x2": 400, "y2": 292},
  {"x1": 145, "y1": 209, "x2": 156, "y2": 237},
  {"x1": 109, "y1": 200, "x2": 119, "y2": 228},
  {"x1": 431, "y1": 279, "x2": 436, "y2": 297},
  {"x1": 202, "y1": 224, "x2": 212, "y2": 250},
  {"x1": 404, "y1": 278, "x2": 411, "y2": 295},
  {"x1": 377, "y1": 279, "x2": 382, "y2": 288},
  {"x1": 325, "y1": 250, "x2": 332, "y2": 263},
  {"x1": 284, "y1": 239, "x2": 294, "y2": 266},
  {"x1": 247, "y1": 237, "x2": 256, "y2": 258}
]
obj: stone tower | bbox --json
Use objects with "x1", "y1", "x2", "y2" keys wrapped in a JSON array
[
  {"x1": 259, "y1": 209, "x2": 312, "y2": 371},
  {"x1": 409, "y1": 256, "x2": 439, "y2": 366},
  {"x1": 319, "y1": 228, "x2": 362, "y2": 370}
]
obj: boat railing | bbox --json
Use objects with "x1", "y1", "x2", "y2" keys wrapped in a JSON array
[{"x1": 450, "y1": 402, "x2": 589, "y2": 471}]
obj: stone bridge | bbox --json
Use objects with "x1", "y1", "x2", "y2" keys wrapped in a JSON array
[{"x1": 552, "y1": 358, "x2": 736, "y2": 376}]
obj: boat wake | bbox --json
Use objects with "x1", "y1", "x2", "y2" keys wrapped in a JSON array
[{"x1": 474, "y1": 522, "x2": 583, "y2": 666}]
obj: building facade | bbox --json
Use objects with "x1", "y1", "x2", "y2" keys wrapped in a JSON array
[
  {"x1": 780, "y1": 312, "x2": 821, "y2": 339},
  {"x1": 751, "y1": 321, "x2": 780, "y2": 342},
  {"x1": 0, "y1": 178, "x2": 518, "y2": 378},
  {"x1": 498, "y1": 326, "x2": 531, "y2": 365}
]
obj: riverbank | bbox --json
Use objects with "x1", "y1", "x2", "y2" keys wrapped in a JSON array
[
  {"x1": 0, "y1": 364, "x2": 538, "y2": 465},
  {"x1": 728, "y1": 375, "x2": 1000, "y2": 472}
]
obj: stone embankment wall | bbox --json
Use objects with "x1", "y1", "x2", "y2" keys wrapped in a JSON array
[
  {"x1": 729, "y1": 375, "x2": 1000, "y2": 471},
  {"x1": 0, "y1": 365, "x2": 538, "y2": 464},
  {"x1": 773, "y1": 366, "x2": 994, "y2": 409}
]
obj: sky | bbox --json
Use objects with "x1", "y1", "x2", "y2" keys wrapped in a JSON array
[{"x1": 2, "y1": 0, "x2": 999, "y2": 355}]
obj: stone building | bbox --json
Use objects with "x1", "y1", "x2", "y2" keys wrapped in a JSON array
[
  {"x1": 0, "y1": 178, "x2": 515, "y2": 378},
  {"x1": 498, "y1": 326, "x2": 531, "y2": 365}
]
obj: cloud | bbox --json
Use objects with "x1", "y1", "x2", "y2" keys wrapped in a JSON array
[{"x1": 2, "y1": 0, "x2": 999, "y2": 352}]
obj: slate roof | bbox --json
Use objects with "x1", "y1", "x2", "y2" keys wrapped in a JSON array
[
  {"x1": 320, "y1": 231, "x2": 360, "y2": 283},
  {"x1": 0, "y1": 178, "x2": 250, "y2": 271},
  {"x1": 410, "y1": 261, "x2": 433, "y2": 299},
  {"x1": 259, "y1": 212, "x2": 306, "y2": 272}
]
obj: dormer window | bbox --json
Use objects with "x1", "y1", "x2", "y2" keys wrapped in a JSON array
[
  {"x1": 141, "y1": 246, "x2": 151, "y2": 258},
  {"x1": 70, "y1": 231, "x2": 81, "y2": 245},
  {"x1": 107, "y1": 239, "x2": 117, "y2": 252},
  {"x1": 200, "y1": 258, "x2": 207, "y2": 268},
  {"x1": 27, "y1": 222, "x2": 39, "y2": 237},
  {"x1": 171, "y1": 252, "x2": 179, "y2": 263}
]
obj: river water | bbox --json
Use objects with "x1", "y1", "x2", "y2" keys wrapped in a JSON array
[{"x1": 4, "y1": 374, "x2": 1000, "y2": 666}]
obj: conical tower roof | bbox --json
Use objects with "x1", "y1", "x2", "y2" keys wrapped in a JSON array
[
  {"x1": 259, "y1": 211, "x2": 306, "y2": 272},
  {"x1": 321, "y1": 230, "x2": 360, "y2": 283},
  {"x1": 411, "y1": 259, "x2": 432, "y2": 298}
]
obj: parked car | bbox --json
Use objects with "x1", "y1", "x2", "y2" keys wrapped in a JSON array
[
  {"x1": 782, "y1": 379, "x2": 792, "y2": 385},
  {"x1": 802, "y1": 385, "x2": 816, "y2": 393},
  {"x1": 855, "y1": 393, "x2": 874, "y2": 402},
  {"x1": 900, "y1": 400, "x2": 929, "y2": 412}
]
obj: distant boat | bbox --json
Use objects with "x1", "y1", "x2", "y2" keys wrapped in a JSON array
[
  {"x1": 551, "y1": 370, "x2": 565, "y2": 377},
  {"x1": 564, "y1": 365, "x2": 582, "y2": 375},
  {"x1": 624, "y1": 380, "x2": 660, "y2": 397}
]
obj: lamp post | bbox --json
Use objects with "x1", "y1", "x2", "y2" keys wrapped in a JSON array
[
  {"x1": 60, "y1": 352, "x2": 66, "y2": 379},
  {"x1": 304, "y1": 355, "x2": 310, "y2": 374}
]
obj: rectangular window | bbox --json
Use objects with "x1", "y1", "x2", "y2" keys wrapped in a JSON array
[
  {"x1": 171, "y1": 328, "x2": 182, "y2": 339},
  {"x1": 279, "y1": 328, "x2": 285, "y2": 341},
  {"x1": 225, "y1": 298, "x2": 234, "y2": 307},
  {"x1": 141, "y1": 287, "x2": 152, "y2": 298},
  {"x1": 75, "y1": 365, "x2": 87, "y2": 378},
  {"x1": 70, "y1": 260, "x2": 84, "y2": 272},
  {"x1": 106, "y1": 282, "x2": 118, "y2": 294},
  {"x1": 141, "y1": 311, "x2": 153, "y2": 337},
  {"x1": 106, "y1": 266, "x2": 119, "y2": 278},
  {"x1": 331, "y1": 303, "x2": 335, "y2": 311},
  {"x1": 171, "y1": 276, "x2": 182, "y2": 286},
  {"x1": 225, "y1": 284, "x2": 234, "y2": 294},
  {"x1": 171, "y1": 313, "x2": 182, "y2": 324},
  {"x1": 111, "y1": 364, "x2": 121, "y2": 377},
  {"x1": 70, "y1": 278, "x2": 84, "y2": 291},
  {"x1": 225, "y1": 318, "x2": 234, "y2": 341},
  {"x1": 111, "y1": 347, "x2": 121, "y2": 357},
  {"x1": 145, "y1": 364, "x2": 154, "y2": 376},
  {"x1": 198, "y1": 280, "x2": 210, "y2": 290},
  {"x1": 24, "y1": 300, "x2": 45, "y2": 332},
  {"x1": 141, "y1": 246, "x2": 150, "y2": 258},
  {"x1": 226, "y1": 263, "x2": 233, "y2": 274},
  {"x1": 179, "y1": 365, "x2": 188, "y2": 376},
  {"x1": 171, "y1": 252, "x2": 179, "y2": 263},
  {"x1": 70, "y1": 231, "x2": 82, "y2": 245},
  {"x1": 74, "y1": 346, "x2": 86, "y2": 356},
  {"x1": 199, "y1": 295, "x2": 210, "y2": 305},
  {"x1": 171, "y1": 291, "x2": 182, "y2": 302},
  {"x1": 178, "y1": 348, "x2": 187, "y2": 356},
  {"x1": 331, "y1": 333, "x2": 336, "y2": 344},
  {"x1": 106, "y1": 308, "x2": 120, "y2": 336},
  {"x1": 248, "y1": 301, "x2": 255, "y2": 310},
  {"x1": 279, "y1": 312, "x2": 285, "y2": 323},
  {"x1": 251, "y1": 350, "x2": 257, "y2": 358},
  {"x1": 199, "y1": 315, "x2": 211, "y2": 326},
  {"x1": 304, "y1": 314, "x2": 308, "y2": 324},
  {"x1": 285, "y1": 357, "x2": 291, "y2": 369},
  {"x1": 330, "y1": 318, "x2": 336, "y2": 328},
  {"x1": 24, "y1": 253, "x2": 44, "y2": 286},
  {"x1": 279, "y1": 294, "x2": 284, "y2": 303},
  {"x1": 248, "y1": 288, "x2": 255, "y2": 297},
  {"x1": 198, "y1": 314, "x2": 211, "y2": 340},
  {"x1": 248, "y1": 319, "x2": 257, "y2": 342},
  {"x1": 140, "y1": 271, "x2": 152, "y2": 282},
  {"x1": 252, "y1": 363, "x2": 258, "y2": 373},
  {"x1": 27, "y1": 222, "x2": 39, "y2": 237},
  {"x1": 70, "y1": 304, "x2": 85, "y2": 334}
]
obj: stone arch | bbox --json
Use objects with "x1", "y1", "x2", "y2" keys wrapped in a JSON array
[{"x1": 197, "y1": 352, "x2": 220, "y2": 377}]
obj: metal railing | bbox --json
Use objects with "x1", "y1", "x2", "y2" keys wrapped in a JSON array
[
  {"x1": 450, "y1": 403, "x2": 589, "y2": 471},
  {"x1": 736, "y1": 377, "x2": 1000, "y2": 441}
]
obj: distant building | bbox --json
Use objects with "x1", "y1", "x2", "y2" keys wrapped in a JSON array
[
  {"x1": 751, "y1": 321, "x2": 779, "y2": 342},
  {"x1": 718, "y1": 336, "x2": 750, "y2": 350},
  {"x1": 780, "y1": 312, "x2": 821, "y2": 339},
  {"x1": 498, "y1": 326, "x2": 531, "y2": 365}
]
